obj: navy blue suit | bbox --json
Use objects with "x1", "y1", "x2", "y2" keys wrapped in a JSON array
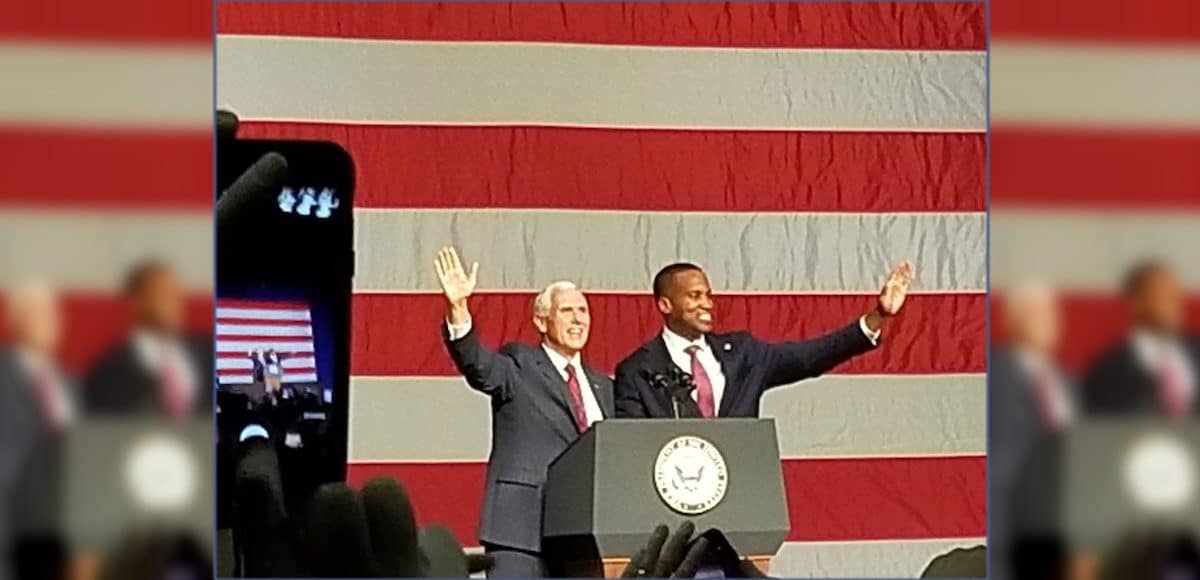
[
  {"x1": 614, "y1": 321, "x2": 876, "y2": 419},
  {"x1": 442, "y1": 326, "x2": 614, "y2": 577}
]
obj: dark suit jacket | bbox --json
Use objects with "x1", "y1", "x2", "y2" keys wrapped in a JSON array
[
  {"x1": 442, "y1": 326, "x2": 615, "y2": 553},
  {"x1": 84, "y1": 334, "x2": 214, "y2": 417},
  {"x1": 988, "y1": 348, "x2": 1075, "y2": 580},
  {"x1": 613, "y1": 322, "x2": 875, "y2": 419},
  {"x1": 0, "y1": 349, "x2": 70, "y2": 556},
  {"x1": 1083, "y1": 336, "x2": 1200, "y2": 417}
]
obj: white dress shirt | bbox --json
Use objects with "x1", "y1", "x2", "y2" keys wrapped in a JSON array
[
  {"x1": 660, "y1": 316, "x2": 881, "y2": 410},
  {"x1": 132, "y1": 329, "x2": 199, "y2": 407},
  {"x1": 447, "y1": 317, "x2": 604, "y2": 426},
  {"x1": 1013, "y1": 347, "x2": 1075, "y2": 428},
  {"x1": 1130, "y1": 329, "x2": 1196, "y2": 408},
  {"x1": 15, "y1": 347, "x2": 75, "y2": 427}
]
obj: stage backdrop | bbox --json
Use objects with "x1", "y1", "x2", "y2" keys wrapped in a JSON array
[{"x1": 218, "y1": 3, "x2": 987, "y2": 577}]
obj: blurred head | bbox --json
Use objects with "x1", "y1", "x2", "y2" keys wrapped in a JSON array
[
  {"x1": 1005, "y1": 281, "x2": 1062, "y2": 356},
  {"x1": 5, "y1": 279, "x2": 62, "y2": 355},
  {"x1": 125, "y1": 260, "x2": 185, "y2": 336},
  {"x1": 532, "y1": 281, "x2": 590, "y2": 357},
  {"x1": 653, "y1": 263, "x2": 713, "y2": 340},
  {"x1": 1124, "y1": 260, "x2": 1183, "y2": 336}
]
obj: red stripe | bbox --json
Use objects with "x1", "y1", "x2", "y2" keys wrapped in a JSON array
[
  {"x1": 992, "y1": 293, "x2": 1200, "y2": 373},
  {"x1": 0, "y1": 127, "x2": 211, "y2": 210},
  {"x1": 216, "y1": 299, "x2": 309, "y2": 310},
  {"x1": 993, "y1": 127, "x2": 1200, "y2": 210},
  {"x1": 0, "y1": 293, "x2": 212, "y2": 373},
  {"x1": 351, "y1": 293, "x2": 984, "y2": 376},
  {"x1": 214, "y1": 335, "x2": 313, "y2": 343},
  {"x1": 219, "y1": 2, "x2": 985, "y2": 50},
  {"x1": 346, "y1": 455, "x2": 985, "y2": 547},
  {"x1": 0, "y1": 0, "x2": 212, "y2": 44},
  {"x1": 993, "y1": 0, "x2": 1200, "y2": 44},
  {"x1": 238, "y1": 123, "x2": 985, "y2": 213},
  {"x1": 217, "y1": 367, "x2": 316, "y2": 376},
  {"x1": 215, "y1": 319, "x2": 312, "y2": 328}
]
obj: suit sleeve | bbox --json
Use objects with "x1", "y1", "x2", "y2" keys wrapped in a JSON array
[
  {"x1": 442, "y1": 325, "x2": 519, "y2": 402},
  {"x1": 613, "y1": 360, "x2": 650, "y2": 418},
  {"x1": 756, "y1": 321, "x2": 877, "y2": 387}
]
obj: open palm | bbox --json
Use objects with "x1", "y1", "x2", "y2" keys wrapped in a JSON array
[
  {"x1": 878, "y1": 261, "x2": 914, "y2": 316},
  {"x1": 434, "y1": 246, "x2": 478, "y2": 304}
]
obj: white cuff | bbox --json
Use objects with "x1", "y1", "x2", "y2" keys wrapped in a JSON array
[
  {"x1": 858, "y1": 315, "x2": 881, "y2": 346},
  {"x1": 447, "y1": 317, "x2": 473, "y2": 341}
]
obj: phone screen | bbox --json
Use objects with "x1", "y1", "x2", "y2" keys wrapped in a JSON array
[{"x1": 215, "y1": 138, "x2": 354, "y2": 523}]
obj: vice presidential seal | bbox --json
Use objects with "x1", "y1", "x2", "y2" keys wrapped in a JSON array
[{"x1": 653, "y1": 435, "x2": 728, "y2": 514}]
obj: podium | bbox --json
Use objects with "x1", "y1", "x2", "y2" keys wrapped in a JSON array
[{"x1": 543, "y1": 419, "x2": 789, "y2": 577}]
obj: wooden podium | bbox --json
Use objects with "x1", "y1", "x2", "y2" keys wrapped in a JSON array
[{"x1": 542, "y1": 419, "x2": 789, "y2": 577}]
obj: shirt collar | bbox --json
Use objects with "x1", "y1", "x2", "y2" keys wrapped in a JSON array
[
  {"x1": 541, "y1": 342, "x2": 582, "y2": 374},
  {"x1": 13, "y1": 346, "x2": 52, "y2": 379},
  {"x1": 1131, "y1": 328, "x2": 1181, "y2": 368},
  {"x1": 661, "y1": 326, "x2": 707, "y2": 355}
]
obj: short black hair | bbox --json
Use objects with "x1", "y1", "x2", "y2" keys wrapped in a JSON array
[
  {"x1": 652, "y1": 262, "x2": 703, "y2": 299},
  {"x1": 1122, "y1": 259, "x2": 1173, "y2": 298},
  {"x1": 123, "y1": 259, "x2": 173, "y2": 297}
]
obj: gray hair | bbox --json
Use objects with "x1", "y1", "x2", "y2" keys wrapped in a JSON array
[{"x1": 533, "y1": 281, "x2": 579, "y2": 318}]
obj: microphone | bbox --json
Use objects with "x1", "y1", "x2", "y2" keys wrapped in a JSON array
[
  {"x1": 641, "y1": 367, "x2": 696, "y2": 419},
  {"x1": 216, "y1": 151, "x2": 288, "y2": 234}
]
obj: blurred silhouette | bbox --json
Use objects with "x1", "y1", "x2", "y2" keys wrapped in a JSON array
[
  {"x1": 0, "y1": 280, "x2": 75, "y2": 580},
  {"x1": 919, "y1": 545, "x2": 986, "y2": 578},
  {"x1": 1097, "y1": 530, "x2": 1200, "y2": 580},
  {"x1": 84, "y1": 261, "x2": 213, "y2": 419},
  {"x1": 1085, "y1": 260, "x2": 1198, "y2": 418},
  {"x1": 620, "y1": 522, "x2": 708, "y2": 579},
  {"x1": 990, "y1": 281, "x2": 1076, "y2": 580},
  {"x1": 97, "y1": 527, "x2": 211, "y2": 580}
]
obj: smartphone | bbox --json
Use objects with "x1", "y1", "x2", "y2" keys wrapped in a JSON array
[{"x1": 215, "y1": 138, "x2": 355, "y2": 525}]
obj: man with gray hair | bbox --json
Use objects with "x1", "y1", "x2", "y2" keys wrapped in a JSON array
[
  {"x1": 0, "y1": 280, "x2": 75, "y2": 580},
  {"x1": 435, "y1": 246, "x2": 614, "y2": 577}
]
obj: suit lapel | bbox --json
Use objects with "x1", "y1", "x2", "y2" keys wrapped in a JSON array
[
  {"x1": 533, "y1": 348, "x2": 583, "y2": 441},
  {"x1": 708, "y1": 334, "x2": 740, "y2": 417},
  {"x1": 585, "y1": 366, "x2": 615, "y2": 418},
  {"x1": 645, "y1": 336, "x2": 678, "y2": 413}
]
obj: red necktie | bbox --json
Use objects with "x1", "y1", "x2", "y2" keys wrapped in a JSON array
[
  {"x1": 685, "y1": 346, "x2": 716, "y2": 418},
  {"x1": 1159, "y1": 350, "x2": 1190, "y2": 419},
  {"x1": 563, "y1": 364, "x2": 589, "y2": 433},
  {"x1": 161, "y1": 351, "x2": 190, "y2": 420}
]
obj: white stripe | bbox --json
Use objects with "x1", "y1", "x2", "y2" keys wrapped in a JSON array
[
  {"x1": 355, "y1": 210, "x2": 986, "y2": 293},
  {"x1": 991, "y1": 208, "x2": 1200, "y2": 291},
  {"x1": 217, "y1": 36, "x2": 985, "y2": 131},
  {"x1": 216, "y1": 340, "x2": 315, "y2": 353},
  {"x1": 216, "y1": 357, "x2": 317, "y2": 370},
  {"x1": 215, "y1": 307, "x2": 312, "y2": 321},
  {"x1": 0, "y1": 210, "x2": 211, "y2": 291},
  {"x1": 770, "y1": 538, "x2": 985, "y2": 578},
  {"x1": 216, "y1": 323, "x2": 313, "y2": 337},
  {"x1": 346, "y1": 375, "x2": 984, "y2": 462},
  {"x1": 0, "y1": 41, "x2": 211, "y2": 128},
  {"x1": 219, "y1": 371, "x2": 319, "y2": 385},
  {"x1": 991, "y1": 40, "x2": 1200, "y2": 129}
]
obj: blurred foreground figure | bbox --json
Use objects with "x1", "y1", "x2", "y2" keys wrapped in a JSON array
[
  {"x1": 85, "y1": 261, "x2": 212, "y2": 419},
  {"x1": 1085, "y1": 261, "x2": 1198, "y2": 418},
  {"x1": 0, "y1": 281, "x2": 75, "y2": 580},
  {"x1": 990, "y1": 281, "x2": 1075, "y2": 580}
]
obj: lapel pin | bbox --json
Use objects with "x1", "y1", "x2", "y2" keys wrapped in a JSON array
[{"x1": 723, "y1": 343, "x2": 732, "y2": 351}]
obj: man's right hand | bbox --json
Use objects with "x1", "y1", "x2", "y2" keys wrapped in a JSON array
[{"x1": 434, "y1": 246, "x2": 478, "y2": 325}]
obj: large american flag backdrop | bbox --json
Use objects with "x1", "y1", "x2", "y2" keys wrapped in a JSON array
[{"x1": 217, "y1": 3, "x2": 986, "y2": 576}]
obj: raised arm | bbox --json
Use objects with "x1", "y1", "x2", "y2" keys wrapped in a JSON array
[
  {"x1": 763, "y1": 261, "x2": 913, "y2": 386},
  {"x1": 435, "y1": 246, "x2": 518, "y2": 400}
]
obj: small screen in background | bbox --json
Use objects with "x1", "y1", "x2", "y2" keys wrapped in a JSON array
[{"x1": 277, "y1": 186, "x2": 341, "y2": 218}]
